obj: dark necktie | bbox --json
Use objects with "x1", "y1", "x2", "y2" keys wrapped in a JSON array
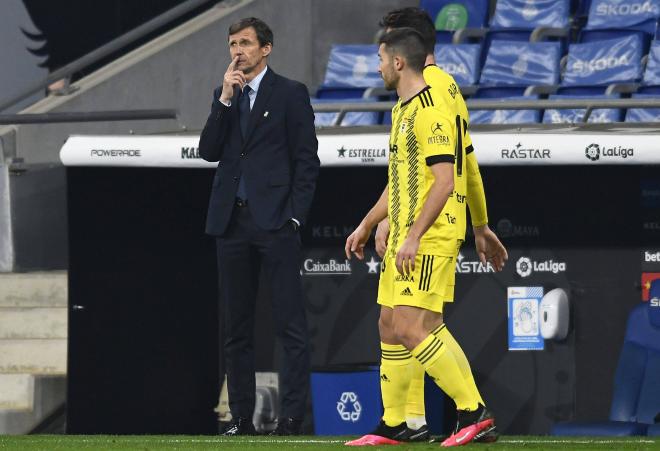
[
  {"x1": 238, "y1": 85, "x2": 252, "y2": 140},
  {"x1": 237, "y1": 85, "x2": 252, "y2": 200}
]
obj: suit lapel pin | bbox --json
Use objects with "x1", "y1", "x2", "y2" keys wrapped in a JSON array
[{"x1": 264, "y1": 111, "x2": 269, "y2": 118}]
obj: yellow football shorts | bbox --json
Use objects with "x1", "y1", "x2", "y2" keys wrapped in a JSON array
[{"x1": 377, "y1": 252, "x2": 455, "y2": 313}]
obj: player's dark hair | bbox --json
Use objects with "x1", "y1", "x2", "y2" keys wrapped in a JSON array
[
  {"x1": 379, "y1": 7, "x2": 435, "y2": 55},
  {"x1": 379, "y1": 28, "x2": 427, "y2": 73},
  {"x1": 228, "y1": 17, "x2": 273, "y2": 47}
]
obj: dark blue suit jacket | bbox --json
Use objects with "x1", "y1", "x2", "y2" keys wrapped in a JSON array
[{"x1": 199, "y1": 68, "x2": 319, "y2": 236}]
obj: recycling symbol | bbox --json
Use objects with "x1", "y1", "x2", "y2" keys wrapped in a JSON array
[{"x1": 336, "y1": 392, "x2": 362, "y2": 422}]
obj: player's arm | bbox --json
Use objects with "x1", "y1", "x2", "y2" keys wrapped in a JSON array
[
  {"x1": 464, "y1": 135, "x2": 508, "y2": 271},
  {"x1": 345, "y1": 185, "x2": 388, "y2": 260},
  {"x1": 465, "y1": 142, "x2": 488, "y2": 227}
]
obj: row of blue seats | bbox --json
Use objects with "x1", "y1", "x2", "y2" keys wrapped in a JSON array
[
  {"x1": 314, "y1": 96, "x2": 659, "y2": 126},
  {"x1": 423, "y1": 0, "x2": 660, "y2": 44},
  {"x1": 318, "y1": 37, "x2": 660, "y2": 97}
]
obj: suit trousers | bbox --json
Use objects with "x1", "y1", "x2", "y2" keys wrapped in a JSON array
[{"x1": 216, "y1": 203, "x2": 310, "y2": 420}]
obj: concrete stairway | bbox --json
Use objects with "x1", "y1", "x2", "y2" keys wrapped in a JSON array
[{"x1": 0, "y1": 272, "x2": 67, "y2": 434}]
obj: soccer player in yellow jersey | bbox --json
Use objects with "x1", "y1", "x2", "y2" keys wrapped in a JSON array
[
  {"x1": 373, "y1": 8, "x2": 509, "y2": 445},
  {"x1": 345, "y1": 28, "x2": 499, "y2": 447}
]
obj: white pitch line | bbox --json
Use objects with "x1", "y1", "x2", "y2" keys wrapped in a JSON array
[{"x1": 501, "y1": 439, "x2": 656, "y2": 444}]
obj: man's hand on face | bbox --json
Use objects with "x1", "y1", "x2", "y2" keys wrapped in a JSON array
[{"x1": 220, "y1": 56, "x2": 246, "y2": 103}]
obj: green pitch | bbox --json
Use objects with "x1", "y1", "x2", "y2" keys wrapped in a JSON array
[{"x1": 0, "y1": 436, "x2": 658, "y2": 451}]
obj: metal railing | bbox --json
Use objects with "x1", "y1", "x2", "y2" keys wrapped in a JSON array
[
  {"x1": 0, "y1": 110, "x2": 177, "y2": 125},
  {"x1": 313, "y1": 98, "x2": 660, "y2": 126},
  {"x1": 0, "y1": 0, "x2": 214, "y2": 112}
]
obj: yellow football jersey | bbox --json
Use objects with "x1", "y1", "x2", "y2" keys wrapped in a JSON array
[
  {"x1": 387, "y1": 86, "x2": 457, "y2": 258},
  {"x1": 422, "y1": 65, "x2": 488, "y2": 234}
]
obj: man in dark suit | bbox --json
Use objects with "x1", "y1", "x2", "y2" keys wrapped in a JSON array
[{"x1": 199, "y1": 17, "x2": 319, "y2": 436}]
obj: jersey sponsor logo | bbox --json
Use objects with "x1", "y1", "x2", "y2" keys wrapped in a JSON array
[
  {"x1": 181, "y1": 146, "x2": 200, "y2": 159},
  {"x1": 395, "y1": 274, "x2": 415, "y2": 282},
  {"x1": 572, "y1": 55, "x2": 631, "y2": 76},
  {"x1": 445, "y1": 213, "x2": 457, "y2": 224},
  {"x1": 90, "y1": 149, "x2": 141, "y2": 157},
  {"x1": 500, "y1": 142, "x2": 551, "y2": 160},
  {"x1": 585, "y1": 143, "x2": 634, "y2": 161},
  {"x1": 431, "y1": 122, "x2": 444, "y2": 135},
  {"x1": 515, "y1": 256, "x2": 566, "y2": 278},
  {"x1": 454, "y1": 191, "x2": 466, "y2": 204},
  {"x1": 595, "y1": 1, "x2": 657, "y2": 16},
  {"x1": 455, "y1": 252, "x2": 495, "y2": 274},
  {"x1": 428, "y1": 135, "x2": 450, "y2": 145},
  {"x1": 302, "y1": 258, "x2": 351, "y2": 275}
]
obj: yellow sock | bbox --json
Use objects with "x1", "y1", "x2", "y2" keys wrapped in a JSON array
[
  {"x1": 411, "y1": 334, "x2": 479, "y2": 411},
  {"x1": 432, "y1": 324, "x2": 485, "y2": 406},
  {"x1": 405, "y1": 358, "x2": 426, "y2": 428},
  {"x1": 380, "y1": 342, "x2": 413, "y2": 427}
]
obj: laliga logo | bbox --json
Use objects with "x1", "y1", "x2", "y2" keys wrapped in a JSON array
[
  {"x1": 516, "y1": 257, "x2": 533, "y2": 278},
  {"x1": 516, "y1": 256, "x2": 566, "y2": 278},
  {"x1": 585, "y1": 143, "x2": 600, "y2": 161},
  {"x1": 585, "y1": 143, "x2": 634, "y2": 161},
  {"x1": 336, "y1": 392, "x2": 362, "y2": 422}
]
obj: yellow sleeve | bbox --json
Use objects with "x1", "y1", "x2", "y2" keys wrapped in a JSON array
[
  {"x1": 465, "y1": 139, "x2": 488, "y2": 227},
  {"x1": 416, "y1": 107, "x2": 455, "y2": 166}
]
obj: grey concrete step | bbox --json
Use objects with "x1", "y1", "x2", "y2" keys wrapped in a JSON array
[
  {"x1": 0, "y1": 307, "x2": 67, "y2": 339},
  {"x1": 0, "y1": 375, "x2": 65, "y2": 434},
  {"x1": 0, "y1": 374, "x2": 33, "y2": 409},
  {"x1": 0, "y1": 340, "x2": 66, "y2": 374},
  {"x1": 0, "y1": 272, "x2": 67, "y2": 308}
]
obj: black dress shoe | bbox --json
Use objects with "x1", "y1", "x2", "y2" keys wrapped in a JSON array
[
  {"x1": 222, "y1": 417, "x2": 257, "y2": 436},
  {"x1": 268, "y1": 417, "x2": 303, "y2": 436}
]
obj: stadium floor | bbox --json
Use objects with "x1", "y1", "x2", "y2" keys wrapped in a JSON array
[{"x1": 0, "y1": 435, "x2": 658, "y2": 450}]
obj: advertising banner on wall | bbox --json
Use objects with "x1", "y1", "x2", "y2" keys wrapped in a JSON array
[{"x1": 60, "y1": 132, "x2": 660, "y2": 167}]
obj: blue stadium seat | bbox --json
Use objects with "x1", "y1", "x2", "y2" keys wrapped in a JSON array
[
  {"x1": 561, "y1": 34, "x2": 644, "y2": 88},
  {"x1": 317, "y1": 45, "x2": 381, "y2": 99},
  {"x1": 470, "y1": 96, "x2": 541, "y2": 124},
  {"x1": 479, "y1": 40, "x2": 561, "y2": 87},
  {"x1": 648, "y1": 424, "x2": 660, "y2": 436},
  {"x1": 543, "y1": 94, "x2": 622, "y2": 123},
  {"x1": 625, "y1": 93, "x2": 660, "y2": 122},
  {"x1": 420, "y1": 0, "x2": 489, "y2": 43},
  {"x1": 490, "y1": 0, "x2": 570, "y2": 29},
  {"x1": 643, "y1": 40, "x2": 660, "y2": 86},
  {"x1": 552, "y1": 280, "x2": 660, "y2": 436},
  {"x1": 487, "y1": 0, "x2": 570, "y2": 50},
  {"x1": 585, "y1": 0, "x2": 660, "y2": 34},
  {"x1": 312, "y1": 98, "x2": 380, "y2": 127},
  {"x1": 581, "y1": 0, "x2": 659, "y2": 53},
  {"x1": 434, "y1": 44, "x2": 481, "y2": 86}
]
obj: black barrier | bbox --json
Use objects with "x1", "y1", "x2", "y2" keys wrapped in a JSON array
[{"x1": 66, "y1": 164, "x2": 660, "y2": 434}]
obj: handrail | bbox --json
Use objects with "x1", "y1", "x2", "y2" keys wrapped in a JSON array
[
  {"x1": 0, "y1": 109, "x2": 177, "y2": 125},
  {"x1": 0, "y1": 0, "x2": 214, "y2": 112},
  {"x1": 313, "y1": 98, "x2": 660, "y2": 125}
]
